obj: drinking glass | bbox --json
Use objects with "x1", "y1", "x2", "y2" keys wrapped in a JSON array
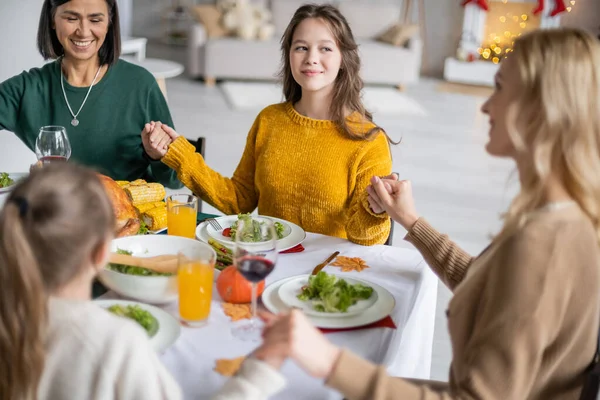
[
  {"x1": 35, "y1": 126, "x2": 71, "y2": 164},
  {"x1": 167, "y1": 194, "x2": 198, "y2": 238},
  {"x1": 177, "y1": 243, "x2": 216, "y2": 327},
  {"x1": 231, "y1": 217, "x2": 278, "y2": 341}
]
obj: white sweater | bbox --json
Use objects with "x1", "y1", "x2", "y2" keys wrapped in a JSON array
[{"x1": 38, "y1": 297, "x2": 286, "y2": 400}]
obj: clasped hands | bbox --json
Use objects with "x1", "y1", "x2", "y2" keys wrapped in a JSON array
[{"x1": 140, "y1": 121, "x2": 180, "y2": 160}]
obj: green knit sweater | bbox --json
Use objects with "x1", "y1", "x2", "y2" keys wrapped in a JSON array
[{"x1": 0, "y1": 59, "x2": 181, "y2": 188}]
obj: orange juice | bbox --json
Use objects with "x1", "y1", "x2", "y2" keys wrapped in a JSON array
[
  {"x1": 178, "y1": 261, "x2": 213, "y2": 322},
  {"x1": 168, "y1": 205, "x2": 197, "y2": 238}
]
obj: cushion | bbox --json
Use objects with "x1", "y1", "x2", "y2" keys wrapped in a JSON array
[
  {"x1": 377, "y1": 23, "x2": 419, "y2": 47},
  {"x1": 191, "y1": 5, "x2": 228, "y2": 38},
  {"x1": 338, "y1": 2, "x2": 401, "y2": 39}
]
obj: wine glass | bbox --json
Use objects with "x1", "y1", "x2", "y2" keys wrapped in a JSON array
[
  {"x1": 35, "y1": 126, "x2": 71, "y2": 164},
  {"x1": 231, "y1": 217, "x2": 278, "y2": 341}
]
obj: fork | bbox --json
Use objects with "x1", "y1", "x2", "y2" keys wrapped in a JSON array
[{"x1": 207, "y1": 218, "x2": 224, "y2": 231}]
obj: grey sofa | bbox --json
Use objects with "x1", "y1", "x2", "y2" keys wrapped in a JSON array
[{"x1": 187, "y1": 0, "x2": 422, "y2": 87}]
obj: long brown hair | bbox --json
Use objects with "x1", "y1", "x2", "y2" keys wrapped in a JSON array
[
  {"x1": 492, "y1": 28, "x2": 600, "y2": 247},
  {"x1": 0, "y1": 164, "x2": 114, "y2": 399},
  {"x1": 278, "y1": 4, "x2": 395, "y2": 143}
]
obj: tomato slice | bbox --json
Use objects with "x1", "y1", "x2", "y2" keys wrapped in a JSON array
[{"x1": 222, "y1": 227, "x2": 232, "y2": 237}]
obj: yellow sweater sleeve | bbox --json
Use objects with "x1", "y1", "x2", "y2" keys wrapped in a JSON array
[
  {"x1": 161, "y1": 122, "x2": 259, "y2": 215},
  {"x1": 345, "y1": 133, "x2": 392, "y2": 245}
]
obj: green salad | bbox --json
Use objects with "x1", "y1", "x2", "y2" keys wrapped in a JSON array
[
  {"x1": 297, "y1": 271, "x2": 374, "y2": 313},
  {"x1": 106, "y1": 248, "x2": 174, "y2": 276},
  {"x1": 229, "y1": 213, "x2": 285, "y2": 242},
  {"x1": 0, "y1": 173, "x2": 14, "y2": 188},
  {"x1": 137, "y1": 220, "x2": 149, "y2": 235},
  {"x1": 108, "y1": 304, "x2": 159, "y2": 337}
]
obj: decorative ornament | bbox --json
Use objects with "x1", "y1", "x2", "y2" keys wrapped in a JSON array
[
  {"x1": 532, "y1": 0, "x2": 567, "y2": 17},
  {"x1": 461, "y1": 0, "x2": 489, "y2": 12}
]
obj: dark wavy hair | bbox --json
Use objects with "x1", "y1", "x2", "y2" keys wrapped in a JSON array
[
  {"x1": 278, "y1": 3, "x2": 395, "y2": 143},
  {"x1": 37, "y1": 0, "x2": 121, "y2": 65}
]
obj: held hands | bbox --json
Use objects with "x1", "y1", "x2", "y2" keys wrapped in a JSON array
[
  {"x1": 367, "y1": 174, "x2": 420, "y2": 230},
  {"x1": 141, "y1": 121, "x2": 180, "y2": 160},
  {"x1": 141, "y1": 121, "x2": 171, "y2": 160},
  {"x1": 253, "y1": 310, "x2": 341, "y2": 379}
]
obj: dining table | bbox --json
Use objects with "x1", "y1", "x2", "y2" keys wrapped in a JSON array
[
  {"x1": 0, "y1": 183, "x2": 439, "y2": 399},
  {"x1": 100, "y1": 214, "x2": 439, "y2": 400}
]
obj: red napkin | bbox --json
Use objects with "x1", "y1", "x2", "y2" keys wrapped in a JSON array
[
  {"x1": 280, "y1": 244, "x2": 305, "y2": 254},
  {"x1": 319, "y1": 315, "x2": 396, "y2": 334}
]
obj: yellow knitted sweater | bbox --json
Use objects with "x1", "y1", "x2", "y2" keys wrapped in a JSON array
[{"x1": 162, "y1": 102, "x2": 392, "y2": 245}]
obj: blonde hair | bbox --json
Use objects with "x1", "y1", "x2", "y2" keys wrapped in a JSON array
[
  {"x1": 0, "y1": 164, "x2": 114, "y2": 399},
  {"x1": 496, "y1": 28, "x2": 600, "y2": 244}
]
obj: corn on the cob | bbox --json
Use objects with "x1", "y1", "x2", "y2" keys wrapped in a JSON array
[
  {"x1": 128, "y1": 179, "x2": 147, "y2": 186},
  {"x1": 116, "y1": 180, "x2": 129, "y2": 187},
  {"x1": 124, "y1": 183, "x2": 166, "y2": 205},
  {"x1": 135, "y1": 201, "x2": 166, "y2": 214},
  {"x1": 142, "y1": 206, "x2": 168, "y2": 230}
]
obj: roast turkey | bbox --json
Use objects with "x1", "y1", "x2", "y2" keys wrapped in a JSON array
[{"x1": 98, "y1": 174, "x2": 141, "y2": 237}]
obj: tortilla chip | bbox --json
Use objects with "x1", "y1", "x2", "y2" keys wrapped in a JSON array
[
  {"x1": 222, "y1": 303, "x2": 252, "y2": 321},
  {"x1": 331, "y1": 255, "x2": 370, "y2": 272},
  {"x1": 214, "y1": 356, "x2": 246, "y2": 376}
]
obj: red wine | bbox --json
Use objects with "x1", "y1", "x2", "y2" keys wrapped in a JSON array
[
  {"x1": 236, "y1": 256, "x2": 274, "y2": 282},
  {"x1": 40, "y1": 155, "x2": 68, "y2": 165}
]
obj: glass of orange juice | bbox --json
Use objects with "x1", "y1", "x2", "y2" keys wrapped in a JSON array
[
  {"x1": 177, "y1": 242, "x2": 216, "y2": 327},
  {"x1": 167, "y1": 194, "x2": 198, "y2": 238}
]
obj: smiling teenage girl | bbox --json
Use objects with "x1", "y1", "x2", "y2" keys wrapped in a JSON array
[{"x1": 149, "y1": 4, "x2": 395, "y2": 245}]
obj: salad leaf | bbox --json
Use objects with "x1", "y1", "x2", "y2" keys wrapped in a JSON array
[
  {"x1": 137, "y1": 220, "x2": 149, "y2": 235},
  {"x1": 297, "y1": 271, "x2": 374, "y2": 313},
  {"x1": 106, "y1": 248, "x2": 174, "y2": 276},
  {"x1": 0, "y1": 173, "x2": 14, "y2": 188},
  {"x1": 229, "y1": 213, "x2": 286, "y2": 242},
  {"x1": 107, "y1": 304, "x2": 159, "y2": 337}
]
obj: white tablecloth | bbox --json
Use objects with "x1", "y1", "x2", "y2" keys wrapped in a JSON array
[{"x1": 103, "y1": 232, "x2": 438, "y2": 399}]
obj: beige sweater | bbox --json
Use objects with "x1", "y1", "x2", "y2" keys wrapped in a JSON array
[{"x1": 326, "y1": 206, "x2": 600, "y2": 399}]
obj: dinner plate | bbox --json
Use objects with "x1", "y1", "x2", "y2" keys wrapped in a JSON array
[
  {"x1": 196, "y1": 215, "x2": 306, "y2": 252},
  {"x1": 206, "y1": 215, "x2": 292, "y2": 244},
  {"x1": 94, "y1": 299, "x2": 181, "y2": 353},
  {"x1": 0, "y1": 172, "x2": 28, "y2": 194},
  {"x1": 261, "y1": 275, "x2": 396, "y2": 329},
  {"x1": 277, "y1": 275, "x2": 379, "y2": 318}
]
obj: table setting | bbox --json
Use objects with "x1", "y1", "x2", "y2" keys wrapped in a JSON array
[
  {"x1": 0, "y1": 130, "x2": 438, "y2": 399},
  {"x1": 99, "y1": 207, "x2": 438, "y2": 399}
]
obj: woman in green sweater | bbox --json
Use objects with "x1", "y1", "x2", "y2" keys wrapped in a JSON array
[
  {"x1": 255, "y1": 28, "x2": 600, "y2": 399},
  {"x1": 0, "y1": 0, "x2": 180, "y2": 188}
]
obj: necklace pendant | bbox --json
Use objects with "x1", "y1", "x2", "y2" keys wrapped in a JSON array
[{"x1": 71, "y1": 118, "x2": 79, "y2": 127}]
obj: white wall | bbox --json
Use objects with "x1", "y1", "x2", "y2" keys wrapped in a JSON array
[{"x1": 0, "y1": 0, "x2": 45, "y2": 82}]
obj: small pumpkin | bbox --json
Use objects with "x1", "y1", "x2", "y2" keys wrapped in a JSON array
[{"x1": 216, "y1": 266, "x2": 265, "y2": 303}]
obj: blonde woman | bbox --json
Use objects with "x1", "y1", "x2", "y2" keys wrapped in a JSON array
[{"x1": 254, "y1": 28, "x2": 600, "y2": 399}]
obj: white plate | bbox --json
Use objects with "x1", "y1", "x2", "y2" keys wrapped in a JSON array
[
  {"x1": 277, "y1": 275, "x2": 379, "y2": 318},
  {"x1": 196, "y1": 215, "x2": 306, "y2": 252},
  {"x1": 261, "y1": 275, "x2": 396, "y2": 329},
  {"x1": 206, "y1": 215, "x2": 292, "y2": 244},
  {"x1": 94, "y1": 299, "x2": 181, "y2": 353},
  {"x1": 0, "y1": 172, "x2": 28, "y2": 194},
  {"x1": 149, "y1": 227, "x2": 167, "y2": 234}
]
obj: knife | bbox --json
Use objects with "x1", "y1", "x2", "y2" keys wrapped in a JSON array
[{"x1": 311, "y1": 251, "x2": 340, "y2": 275}]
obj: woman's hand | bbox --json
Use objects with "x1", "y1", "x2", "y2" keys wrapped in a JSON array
[
  {"x1": 141, "y1": 121, "x2": 172, "y2": 160},
  {"x1": 366, "y1": 172, "x2": 398, "y2": 214},
  {"x1": 253, "y1": 310, "x2": 341, "y2": 379},
  {"x1": 160, "y1": 123, "x2": 180, "y2": 140},
  {"x1": 369, "y1": 176, "x2": 420, "y2": 230}
]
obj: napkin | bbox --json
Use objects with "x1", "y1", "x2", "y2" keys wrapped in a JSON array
[
  {"x1": 280, "y1": 244, "x2": 305, "y2": 254},
  {"x1": 319, "y1": 315, "x2": 396, "y2": 334}
]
